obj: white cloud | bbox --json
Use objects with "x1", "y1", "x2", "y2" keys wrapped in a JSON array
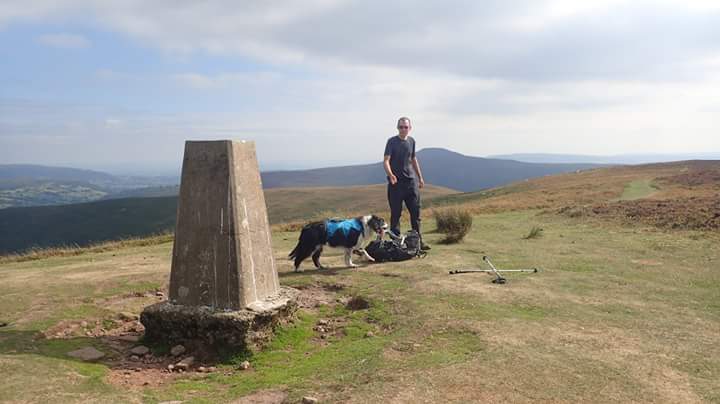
[
  {"x1": 36, "y1": 33, "x2": 91, "y2": 49},
  {"x1": 2, "y1": 0, "x2": 720, "y2": 167}
]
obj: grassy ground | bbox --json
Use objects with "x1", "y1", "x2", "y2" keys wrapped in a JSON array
[
  {"x1": 615, "y1": 179, "x2": 659, "y2": 201},
  {"x1": 1, "y1": 210, "x2": 719, "y2": 403}
]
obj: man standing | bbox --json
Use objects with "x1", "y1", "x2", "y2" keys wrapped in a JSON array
[{"x1": 383, "y1": 116, "x2": 430, "y2": 250}]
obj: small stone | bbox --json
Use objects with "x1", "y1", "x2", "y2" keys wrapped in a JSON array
[
  {"x1": 175, "y1": 356, "x2": 195, "y2": 371},
  {"x1": 238, "y1": 360, "x2": 251, "y2": 370},
  {"x1": 302, "y1": 397, "x2": 319, "y2": 404},
  {"x1": 67, "y1": 347, "x2": 105, "y2": 361},
  {"x1": 155, "y1": 291, "x2": 165, "y2": 297},
  {"x1": 365, "y1": 331, "x2": 375, "y2": 338},
  {"x1": 207, "y1": 366, "x2": 217, "y2": 372},
  {"x1": 115, "y1": 312, "x2": 134, "y2": 321},
  {"x1": 167, "y1": 364, "x2": 175, "y2": 371},
  {"x1": 317, "y1": 319, "x2": 329, "y2": 326},
  {"x1": 80, "y1": 321, "x2": 88, "y2": 328},
  {"x1": 134, "y1": 367, "x2": 142, "y2": 372},
  {"x1": 129, "y1": 355, "x2": 140, "y2": 362},
  {"x1": 198, "y1": 366, "x2": 206, "y2": 373},
  {"x1": 130, "y1": 345, "x2": 150, "y2": 356},
  {"x1": 170, "y1": 344, "x2": 186, "y2": 357}
]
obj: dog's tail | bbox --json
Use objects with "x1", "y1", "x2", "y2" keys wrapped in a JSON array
[{"x1": 288, "y1": 243, "x2": 299, "y2": 260}]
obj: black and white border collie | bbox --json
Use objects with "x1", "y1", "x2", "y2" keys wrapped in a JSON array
[{"x1": 289, "y1": 215, "x2": 387, "y2": 272}]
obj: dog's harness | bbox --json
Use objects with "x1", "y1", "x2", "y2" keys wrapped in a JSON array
[{"x1": 325, "y1": 218, "x2": 363, "y2": 247}]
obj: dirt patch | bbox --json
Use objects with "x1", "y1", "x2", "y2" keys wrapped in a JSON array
[
  {"x1": 312, "y1": 317, "x2": 349, "y2": 345},
  {"x1": 229, "y1": 389, "x2": 288, "y2": 404},
  {"x1": 44, "y1": 315, "x2": 145, "y2": 340},
  {"x1": 559, "y1": 196, "x2": 720, "y2": 231},
  {"x1": 345, "y1": 296, "x2": 370, "y2": 311},
  {"x1": 292, "y1": 282, "x2": 346, "y2": 312},
  {"x1": 106, "y1": 366, "x2": 179, "y2": 389}
]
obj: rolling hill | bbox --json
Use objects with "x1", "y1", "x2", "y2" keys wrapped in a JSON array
[
  {"x1": 3, "y1": 159, "x2": 718, "y2": 255},
  {"x1": 0, "y1": 184, "x2": 457, "y2": 254},
  {"x1": 490, "y1": 152, "x2": 720, "y2": 164},
  {"x1": 261, "y1": 147, "x2": 604, "y2": 191},
  {"x1": 0, "y1": 164, "x2": 178, "y2": 209},
  {"x1": 2, "y1": 148, "x2": 604, "y2": 208}
]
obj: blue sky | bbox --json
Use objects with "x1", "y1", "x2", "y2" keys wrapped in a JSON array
[{"x1": 1, "y1": 0, "x2": 719, "y2": 174}]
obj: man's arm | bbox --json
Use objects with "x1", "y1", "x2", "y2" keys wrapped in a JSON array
[
  {"x1": 411, "y1": 157, "x2": 424, "y2": 188},
  {"x1": 384, "y1": 155, "x2": 397, "y2": 184}
]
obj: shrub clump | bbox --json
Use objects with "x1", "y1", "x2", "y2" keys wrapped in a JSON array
[
  {"x1": 434, "y1": 207, "x2": 473, "y2": 244},
  {"x1": 523, "y1": 226, "x2": 543, "y2": 239}
]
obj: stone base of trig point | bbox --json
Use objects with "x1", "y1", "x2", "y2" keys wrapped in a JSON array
[
  {"x1": 140, "y1": 287, "x2": 299, "y2": 350},
  {"x1": 140, "y1": 140, "x2": 298, "y2": 350}
]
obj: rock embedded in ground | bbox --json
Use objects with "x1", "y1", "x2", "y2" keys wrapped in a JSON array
[
  {"x1": 302, "y1": 397, "x2": 319, "y2": 404},
  {"x1": 238, "y1": 360, "x2": 251, "y2": 370},
  {"x1": 118, "y1": 334, "x2": 141, "y2": 342},
  {"x1": 130, "y1": 345, "x2": 150, "y2": 356},
  {"x1": 118, "y1": 312, "x2": 139, "y2": 321},
  {"x1": 175, "y1": 356, "x2": 195, "y2": 371},
  {"x1": 170, "y1": 344, "x2": 186, "y2": 356},
  {"x1": 129, "y1": 355, "x2": 140, "y2": 362},
  {"x1": 67, "y1": 347, "x2": 105, "y2": 361},
  {"x1": 365, "y1": 331, "x2": 375, "y2": 338}
]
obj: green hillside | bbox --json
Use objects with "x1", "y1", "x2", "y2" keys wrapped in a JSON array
[{"x1": 0, "y1": 184, "x2": 457, "y2": 254}]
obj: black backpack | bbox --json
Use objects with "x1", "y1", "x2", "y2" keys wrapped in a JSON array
[{"x1": 365, "y1": 230, "x2": 426, "y2": 262}]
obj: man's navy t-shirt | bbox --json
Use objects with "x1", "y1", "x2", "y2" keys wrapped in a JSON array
[{"x1": 384, "y1": 135, "x2": 416, "y2": 181}]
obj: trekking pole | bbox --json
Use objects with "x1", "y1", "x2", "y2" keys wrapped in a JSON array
[
  {"x1": 448, "y1": 255, "x2": 538, "y2": 284},
  {"x1": 483, "y1": 255, "x2": 507, "y2": 284}
]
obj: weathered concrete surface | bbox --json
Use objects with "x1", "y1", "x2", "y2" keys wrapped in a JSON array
[
  {"x1": 141, "y1": 287, "x2": 299, "y2": 350},
  {"x1": 168, "y1": 140, "x2": 279, "y2": 310}
]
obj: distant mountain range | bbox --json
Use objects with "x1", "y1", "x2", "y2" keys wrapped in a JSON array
[
  {"x1": 1, "y1": 149, "x2": 605, "y2": 207},
  {"x1": 261, "y1": 148, "x2": 604, "y2": 192},
  {"x1": 488, "y1": 153, "x2": 720, "y2": 165}
]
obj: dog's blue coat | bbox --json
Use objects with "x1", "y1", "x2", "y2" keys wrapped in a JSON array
[{"x1": 325, "y1": 218, "x2": 363, "y2": 247}]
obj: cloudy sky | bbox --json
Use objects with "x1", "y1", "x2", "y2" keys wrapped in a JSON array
[{"x1": 1, "y1": 0, "x2": 719, "y2": 173}]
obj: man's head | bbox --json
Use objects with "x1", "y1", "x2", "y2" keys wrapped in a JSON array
[{"x1": 397, "y1": 117, "x2": 412, "y2": 138}]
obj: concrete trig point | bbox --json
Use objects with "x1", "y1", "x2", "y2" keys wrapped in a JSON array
[{"x1": 141, "y1": 140, "x2": 297, "y2": 349}]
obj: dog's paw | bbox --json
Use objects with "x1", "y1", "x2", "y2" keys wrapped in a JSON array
[
  {"x1": 294, "y1": 267, "x2": 304, "y2": 273},
  {"x1": 316, "y1": 265, "x2": 328, "y2": 270},
  {"x1": 349, "y1": 264, "x2": 359, "y2": 268}
]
